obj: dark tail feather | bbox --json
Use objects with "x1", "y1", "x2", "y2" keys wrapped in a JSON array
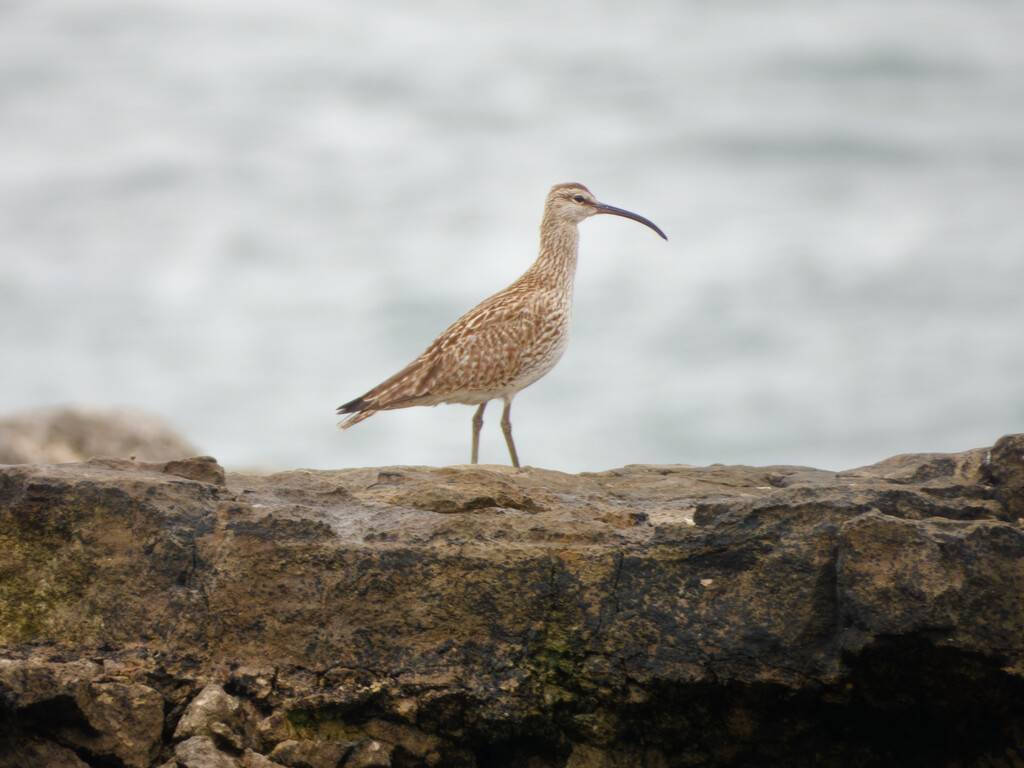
[
  {"x1": 337, "y1": 396, "x2": 368, "y2": 415},
  {"x1": 338, "y1": 355, "x2": 432, "y2": 428},
  {"x1": 337, "y1": 394, "x2": 377, "y2": 429}
]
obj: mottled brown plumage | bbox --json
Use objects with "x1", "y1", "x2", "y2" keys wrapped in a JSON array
[{"x1": 338, "y1": 183, "x2": 666, "y2": 466}]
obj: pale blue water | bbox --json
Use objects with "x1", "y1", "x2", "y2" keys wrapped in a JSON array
[{"x1": 2, "y1": 0, "x2": 1023, "y2": 472}]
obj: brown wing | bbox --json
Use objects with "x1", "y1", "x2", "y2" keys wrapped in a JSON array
[{"x1": 338, "y1": 290, "x2": 557, "y2": 426}]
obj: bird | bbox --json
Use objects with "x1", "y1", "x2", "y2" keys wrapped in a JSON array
[{"x1": 337, "y1": 182, "x2": 666, "y2": 467}]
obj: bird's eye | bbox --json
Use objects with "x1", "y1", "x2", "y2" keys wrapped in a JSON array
[{"x1": 572, "y1": 194, "x2": 586, "y2": 203}]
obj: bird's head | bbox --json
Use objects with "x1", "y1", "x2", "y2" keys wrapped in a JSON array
[{"x1": 545, "y1": 182, "x2": 667, "y2": 239}]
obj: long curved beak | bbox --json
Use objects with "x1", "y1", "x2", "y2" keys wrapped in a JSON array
[{"x1": 594, "y1": 201, "x2": 668, "y2": 240}]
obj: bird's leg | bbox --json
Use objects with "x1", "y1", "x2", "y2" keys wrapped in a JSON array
[
  {"x1": 500, "y1": 400, "x2": 520, "y2": 468},
  {"x1": 471, "y1": 403, "x2": 487, "y2": 464}
]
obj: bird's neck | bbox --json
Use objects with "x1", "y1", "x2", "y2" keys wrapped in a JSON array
[{"x1": 527, "y1": 218, "x2": 580, "y2": 289}]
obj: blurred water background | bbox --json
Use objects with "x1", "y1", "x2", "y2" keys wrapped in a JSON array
[{"x1": 2, "y1": 0, "x2": 1022, "y2": 473}]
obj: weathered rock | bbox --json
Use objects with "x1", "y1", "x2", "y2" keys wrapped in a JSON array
[
  {"x1": 565, "y1": 743, "x2": 665, "y2": 768},
  {"x1": 174, "y1": 683, "x2": 255, "y2": 752},
  {"x1": 58, "y1": 681, "x2": 166, "y2": 767},
  {"x1": 0, "y1": 405, "x2": 198, "y2": 464},
  {"x1": 267, "y1": 738, "x2": 354, "y2": 768},
  {"x1": 0, "y1": 659, "x2": 164, "y2": 767},
  {"x1": 0, "y1": 658, "x2": 102, "y2": 707},
  {"x1": 234, "y1": 665, "x2": 277, "y2": 702},
  {"x1": 255, "y1": 711, "x2": 299, "y2": 753},
  {"x1": 344, "y1": 738, "x2": 394, "y2": 768},
  {"x1": 239, "y1": 748, "x2": 287, "y2": 768},
  {"x1": 2, "y1": 436, "x2": 1024, "y2": 766},
  {"x1": 0, "y1": 737, "x2": 91, "y2": 768},
  {"x1": 176, "y1": 735, "x2": 241, "y2": 768},
  {"x1": 985, "y1": 433, "x2": 1024, "y2": 519},
  {"x1": 362, "y1": 719, "x2": 445, "y2": 764}
]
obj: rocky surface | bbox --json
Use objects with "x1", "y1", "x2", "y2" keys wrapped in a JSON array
[
  {"x1": 0, "y1": 406, "x2": 198, "y2": 465},
  {"x1": 1, "y1": 435, "x2": 1023, "y2": 767}
]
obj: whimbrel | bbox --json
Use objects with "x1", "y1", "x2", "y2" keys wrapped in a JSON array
[{"x1": 337, "y1": 182, "x2": 666, "y2": 467}]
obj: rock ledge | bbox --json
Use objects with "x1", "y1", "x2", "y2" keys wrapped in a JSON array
[{"x1": 2, "y1": 435, "x2": 1024, "y2": 767}]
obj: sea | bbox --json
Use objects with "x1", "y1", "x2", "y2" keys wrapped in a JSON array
[{"x1": 1, "y1": 0, "x2": 1022, "y2": 473}]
